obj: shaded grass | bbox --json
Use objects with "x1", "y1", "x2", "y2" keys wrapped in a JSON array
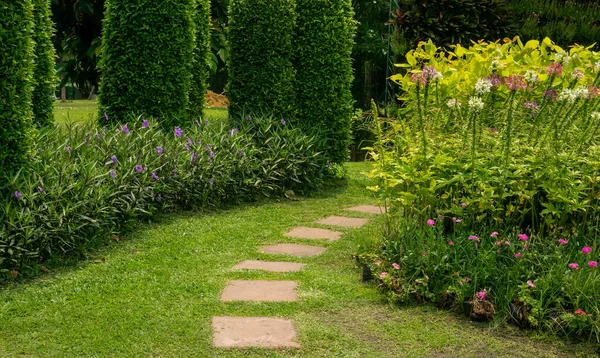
[
  {"x1": 0, "y1": 163, "x2": 595, "y2": 357},
  {"x1": 54, "y1": 100, "x2": 229, "y2": 125}
]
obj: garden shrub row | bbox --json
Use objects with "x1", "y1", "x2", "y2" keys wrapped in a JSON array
[
  {"x1": 188, "y1": 0, "x2": 211, "y2": 120},
  {"x1": 31, "y1": 0, "x2": 56, "y2": 127},
  {"x1": 362, "y1": 38, "x2": 600, "y2": 341},
  {"x1": 0, "y1": 116, "x2": 330, "y2": 280}
]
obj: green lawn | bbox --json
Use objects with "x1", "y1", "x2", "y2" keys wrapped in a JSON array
[
  {"x1": 54, "y1": 100, "x2": 228, "y2": 125},
  {"x1": 0, "y1": 163, "x2": 594, "y2": 357}
]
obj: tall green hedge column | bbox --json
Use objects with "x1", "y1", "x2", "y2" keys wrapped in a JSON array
[
  {"x1": 98, "y1": 0, "x2": 195, "y2": 126},
  {"x1": 0, "y1": 1, "x2": 34, "y2": 180},
  {"x1": 188, "y1": 0, "x2": 211, "y2": 119},
  {"x1": 294, "y1": 0, "x2": 355, "y2": 164},
  {"x1": 32, "y1": 0, "x2": 57, "y2": 126},
  {"x1": 227, "y1": 0, "x2": 296, "y2": 122}
]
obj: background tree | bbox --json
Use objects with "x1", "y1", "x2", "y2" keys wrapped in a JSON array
[
  {"x1": 32, "y1": 0, "x2": 57, "y2": 126},
  {"x1": 294, "y1": 0, "x2": 356, "y2": 164},
  {"x1": 0, "y1": 1, "x2": 34, "y2": 180},
  {"x1": 189, "y1": 0, "x2": 212, "y2": 119},
  {"x1": 98, "y1": 0, "x2": 195, "y2": 126},
  {"x1": 227, "y1": 0, "x2": 296, "y2": 122}
]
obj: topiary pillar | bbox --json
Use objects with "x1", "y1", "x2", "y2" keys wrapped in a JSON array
[
  {"x1": 32, "y1": 0, "x2": 57, "y2": 126},
  {"x1": 98, "y1": 0, "x2": 195, "y2": 127},
  {"x1": 188, "y1": 0, "x2": 211, "y2": 119},
  {"x1": 227, "y1": 0, "x2": 296, "y2": 123},
  {"x1": 294, "y1": 0, "x2": 356, "y2": 164},
  {"x1": 0, "y1": 1, "x2": 34, "y2": 180}
]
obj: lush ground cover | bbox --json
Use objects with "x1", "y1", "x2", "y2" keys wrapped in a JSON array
[
  {"x1": 364, "y1": 38, "x2": 600, "y2": 341},
  {"x1": 0, "y1": 163, "x2": 596, "y2": 357}
]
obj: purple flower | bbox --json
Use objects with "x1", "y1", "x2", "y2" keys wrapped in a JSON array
[
  {"x1": 205, "y1": 144, "x2": 212, "y2": 151},
  {"x1": 37, "y1": 122, "x2": 41, "y2": 128},
  {"x1": 65, "y1": 146, "x2": 72, "y2": 153},
  {"x1": 204, "y1": 120, "x2": 209, "y2": 126},
  {"x1": 103, "y1": 113, "x2": 109, "y2": 121},
  {"x1": 156, "y1": 146, "x2": 163, "y2": 155},
  {"x1": 281, "y1": 119, "x2": 286, "y2": 125},
  {"x1": 184, "y1": 144, "x2": 190, "y2": 151},
  {"x1": 14, "y1": 191, "x2": 22, "y2": 199},
  {"x1": 38, "y1": 186, "x2": 46, "y2": 194},
  {"x1": 192, "y1": 152, "x2": 198, "y2": 160},
  {"x1": 135, "y1": 165, "x2": 143, "y2": 173},
  {"x1": 152, "y1": 172, "x2": 159, "y2": 180},
  {"x1": 142, "y1": 119, "x2": 149, "y2": 128},
  {"x1": 524, "y1": 101, "x2": 539, "y2": 115},
  {"x1": 247, "y1": 115, "x2": 252, "y2": 121},
  {"x1": 156, "y1": 194, "x2": 162, "y2": 202},
  {"x1": 174, "y1": 126, "x2": 183, "y2": 137},
  {"x1": 96, "y1": 133, "x2": 102, "y2": 140},
  {"x1": 122, "y1": 125, "x2": 129, "y2": 134},
  {"x1": 229, "y1": 128, "x2": 239, "y2": 136},
  {"x1": 209, "y1": 151, "x2": 215, "y2": 158},
  {"x1": 237, "y1": 150, "x2": 245, "y2": 157},
  {"x1": 172, "y1": 170, "x2": 177, "y2": 176},
  {"x1": 195, "y1": 120, "x2": 201, "y2": 126},
  {"x1": 487, "y1": 74, "x2": 502, "y2": 88},
  {"x1": 109, "y1": 170, "x2": 116, "y2": 179},
  {"x1": 187, "y1": 137, "x2": 193, "y2": 145},
  {"x1": 209, "y1": 180, "x2": 214, "y2": 186},
  {"x1": 544, "y1": 89, "x2": 558, "y2": 101},
  {"x1": 110, "y1": 155, "x2": 118, "y2": 165},
  {"x1": 489, "y1": 127, "x2": 498, "y2": 133}
]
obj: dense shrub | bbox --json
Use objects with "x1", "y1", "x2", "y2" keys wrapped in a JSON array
[
  {"x1": 508, "y1": 0, "x2": 600, "y2": 49},
  {"x1": 227, "y1": 0, "x2": 296, "y2": 122},
  {"x1": 98, "y1": 0, "x2": 195, "y2": 126},
  {"x1": 188, "y1": 0, "x2": 211, "y2": 119},
  {"x1": 363, "y1": 38, "x2": 600, "y2": 340},
  {"x1": 31, "y1": 0, "x2": 57, "y2": 126},
  {"x1": 0, "y1": 1, "x2": 34, "y2": 181},
  {"x1": 0, "y1": 117, "x2": 329, "y2": 279},
  {"x1": 294, "y1": 0, "x2": 356, "y2": 164}
]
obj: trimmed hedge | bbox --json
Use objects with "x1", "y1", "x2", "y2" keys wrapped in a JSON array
[
  {"x1": 294, "y1": 0, "x2": 356, "y2": 164},
  {"x1": 188, "y1": 0, "x2": 211, "y2": 119},
  {"x1": 227, "y1": 0, "x2": 296, "y2": 122},
  {"x1": 0, "y1": 1, "x2": 34, "y2": 181},
  {"x1": 98, "y1": 0, "x2": 195, "y2": 126},
  {"x1": 32, "y1": 0, "x2": 56, "y2": 126}
]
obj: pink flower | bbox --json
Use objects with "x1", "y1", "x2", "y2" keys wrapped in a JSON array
[
  {"x1": 392, "y1": 263, "x2": 400, "y2": 270},
  {"x1": 374, "y1": 261, "x2": 381, "y2": 266},
  {"x1": 526, "y1": 280, "x2": 535, "y2": 288},
  {"x1": 582, "y1": 246, "x2": 592, "y2": 254},
  {"x1": 452, "y1": 217, "x2": 462, "y2": 223},
  {"x1": 505, "y1": 75, "x2": 527, "y2": 91},
  {"x1": 574, "y1": 308, "x2": 587, "y2": 316},
  {"x1": 477, "y1": 291, "x2": 487, "y2": 300},
  {"x1": 569, "y1": 263, "x2": 579, "y2": 270},
  {"x1": 437, "y1": 214, "x2": 443, "y2": 220},
  {"x1": 515, "y1": 253, "x2": 521, "y2": 258},
  {"x1": 588, "y1": 261, "x2": 598, "y2": 268},
  {"x1": 461, "y1": 202, "x2": 467, "y2": 208},
  {"x1": 468, "y1": 235, "x2": 480, "y2": 242},
  {"x1": 546, "y1": 62, "x2": 563, "y2": 77},
  {"x1": 587, "y1": 85, "x2": 599, "y2": 99},
  {"x1": 427, "y1": 219, "x2": 435, "y2": 227},
  {"x1": 411, "y1": 72, "x2": 427, "y2": 87},
  {"x1": 490, "y1": 232, "x2": 499, "y2": 238},
  {"x1": 505, "y1": 240, "x2": 511, "y2": 246},
  {"x1": 448, "y1": 241, "x2": 455, "y2": 246},
  {"x1": 518, "y1": 234, "x2": 529, "y2": 241},
  {"x1": 558, "y1": 239, "x2": 568, "y2": 245},
  {"x1": 494, "y1": 241, "x2": 502, "y2": 246},
  {"x1": 379, "y1": 272, "x2": 388, "y2": 278}
]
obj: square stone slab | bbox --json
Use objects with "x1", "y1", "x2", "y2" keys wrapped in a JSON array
[
  {"x1": 221, "y1": 280, "x2": 298, "y2": 302},
  {"x1": 284, "y1": 226, "x2": 342, "y2": 241},
  {"x1": 233, "y1": 260, "x2": 306, "y2": 272},
  {"x1": 344, "y1": 205, "x2": 384, "y2": 215},
  {"x1": 315, "y1": 215, "x2": 368, "y2": 228},
  {"x1": 213, "y1": 316, "x2": 300, "y2": 349},
  {"x1": 259, "y1": 243, "x2": 327, "y2": 257}
]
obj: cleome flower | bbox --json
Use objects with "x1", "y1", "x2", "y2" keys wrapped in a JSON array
[
  {"x1": 447, "y1": 98, "x2": 461, "y2": 109},
  {"x1": 475, "y1": 78, "x2": 493, "y2": 95},
  {"x1": 468, "y1": 96, "x2": 484, "y2": 112},
  {"x1": 523, "y1": 70, "x2": 539, "y2": 84}
]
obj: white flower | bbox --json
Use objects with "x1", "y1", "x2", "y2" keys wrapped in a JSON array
[
  {"x1": 571, "y1": 69, "x2": 585, "y2": 80},
  {"x1": 555, "y1": 52, "x2": 571, "y2": 65},
  {"x1": 489, "y1": 59, "x2": 502, "y2": 70},
  {"x1": 475, "y1": 78, "x2": 493, "y2": 95},
  {"x1": 447, "y1": 99, "x2": 462, "y2": 109},
  {"x1": 591, "y1": 112, "x2": 600, "y2": 121},
  {"x1": 423, "y1": 66, "x2": 443, "y2": 83},
  {"x1": 595, "y1": 61, "x2": 600, "y2": 71},
  {"x1": 558, "y1": 86, "x2": 589, "y2": 103},
  {"x1": 468, "y1": 96, "x2": 485, "y2": 112},
  {"x1": 524, "y1": 70, "x2": 538, "y2": 84}
]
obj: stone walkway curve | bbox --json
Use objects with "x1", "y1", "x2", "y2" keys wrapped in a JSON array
[{"x1": 212, "y1": 205, "x2": 382, "y2": 349}]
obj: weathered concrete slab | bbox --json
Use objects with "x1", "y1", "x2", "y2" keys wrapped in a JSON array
[
  {"x1": 259, "y1": 244, "x2": 327, "y2": 257},
  {"x1": 344, "y1": 205, "x2": 384, "y2": 215},
  {"x1": 315, "y1": 216, "x2": 368, "y2": 228},
  {"x1": 220, "y1": 280, "x2": 298, "y2": 302},
  {"x1": 284, "y1": 226, "x2": 341, "y2": 241},
  {"x1": 232, "y1": 260, "x2": 306, "y2": 272},
  {"x1": 212, "y1": 316, "x2": 300, "y2": 348}
]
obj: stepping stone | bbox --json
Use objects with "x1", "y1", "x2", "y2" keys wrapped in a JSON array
[
  {"x1": 233, "y1": 260, "x2": 306, "y2": 272},
  {"x1": 221, "y1": 280, "x2": 298, "y2": 302},
  {"x1": 284, "y1": 226, "x2": 342, "y2": 241},
  {"x1": 315, "y1": 215, "x2": 368, "y2": 228},
  {"x1": 260, "y1": 243, "x2": 327, "y2": 257},
  {"x1": 212, "y1": 316, "x2": 300, "y2": 349},
  {"x1": 345, "y1": 205, "x2": 384, "y2": 215}
]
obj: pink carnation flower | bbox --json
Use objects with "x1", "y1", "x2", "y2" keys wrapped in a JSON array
[
  {"x1": 477, "y1": 291, "x2": 487, "y2": 300},
  {"x1": 526, "y1": 280, "x2": 535, "y2": 288},
  {"x1": 558, "y1": 239, "x2": 568, "y2": 245},
  {"x1": 574, "y1": 308, "x2": 587, "y2": 316},
  {"x1": 427, "y1": 219, "x2": 435, "y2": 227},
  {"x1": 379, "y1": 272, "x2": 388, "y2": 278},
  {"x1": 392, "y1": 263, "x2": 400, "y2": 270},
  {"x1": 588, "y1": 261, "x2": 598, "y2": 268},
  {"x1": 569, "y1": 263, "x2": 579, "y2": 270},
  {"x1": 515, "y1": 253, "x2": 521, "y2": 258},
  {"x1": 518, "y1": 234, "x2": 529, "y2": 241},
  {"x1": 490, "y1": 232, "x2": 499, "y2": 238},
  {"x1": 582, "y1": 246, "x2": 592, "y2": 254},
  {"x1": 448, "y1": 241, "x2": 455, "y2": 246},
  {"x1": 468, "y1": 235, "x2": 480, "y2": 242},
  {"x1": 546, "y1": 62, "x2": 563, "y2": 77}
]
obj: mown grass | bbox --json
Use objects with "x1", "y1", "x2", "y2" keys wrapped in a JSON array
[
  {"x1": 54, "y1": 100, "x2": 229, "y2": 125},
  {"x1": 0, "y1": 163, "x2": 595, "y2": 357}
]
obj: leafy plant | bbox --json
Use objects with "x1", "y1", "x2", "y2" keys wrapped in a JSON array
[
  {"x1": 32, "y1": 0, "x2": 57, "y2": 126},
  {"x1": 188, "y1": 0, "x2": 211, "y2": 119}
]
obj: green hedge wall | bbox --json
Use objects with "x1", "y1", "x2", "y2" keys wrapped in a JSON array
[
  {"x1": 32, "y1": 0, "x2": 56, "y2": 126},
  {"x1": 227, "y1": 0, "x2": 296, "y2": 122},
  {"x1": 98, "y1": 0, "x2": 195, "y2": 126},
  {"x1": 0, "y1": 1, "x2": 34, "y2": 180},
  {"x1": 294, "y1": 0, "x2": 356, "y2": 164},
  {"x1": 188, "y1": 0, "x2": 211, "y2": 119}
]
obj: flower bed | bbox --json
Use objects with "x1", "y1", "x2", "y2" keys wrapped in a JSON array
[
  {"x1": 0, "y1": 116, "x2": 329, "y2": 280},
  {"x1": 363, "y1": 38, "x2": 600, "y2": 341}
]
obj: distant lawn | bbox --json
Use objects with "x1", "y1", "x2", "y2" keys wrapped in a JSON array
[{"x1": 54, "y1": 100, "x2": 228, "y2": 125}]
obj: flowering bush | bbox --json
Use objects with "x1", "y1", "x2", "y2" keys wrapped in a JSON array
[
  {"x1": 0, "y1": 116, "x2": 329, "y2": 279},
  {"x1": 363, "y1": 38, "x2": 600, "y2": 341}
]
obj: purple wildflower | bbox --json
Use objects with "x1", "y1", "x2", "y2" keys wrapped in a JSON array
[
  {"x1": 184, "y1": 144, "x2": 190, "y2": 151},
  {"x1": 152, "y1": 172, "x2": 159, "y2": 180},
  {"x1": 229, "y1": 128, "x2": 239, "y2": 136},
  {"x1": 209, "y1": 151, "x2": 215, "y2": 157},
  {"x1": 37, "y1": 122, "x2": 41, "y2": 128},
  {"x1": 14, "y1": 191, "x2": 22, "y2": 199},
  {"x1": 156, "y1": 146, "x2": 163, "y2": 154},
  {"x1": 205, "y1": 144, "x2": 212, "y2": 151},
  {"x1": 135, "y1": 165, "x2": 143, "y2": 172},
  {"x1": 209, "y1": 180, "x2": 214, "y2": 186},
  {"x1": 110, "y1": 155, "x2": 118, "y2": 165},
  {"x1": 204, "y1": 120, "x2": 209, "y2": 126},
  {"x1": 187, "y1": 137, "x2": 193, "y2": 145},
  {"x1": 544, "y1": 89, "x2": 558, "y2": 101},
  {"x1": 192, "y1": 152, "x2": 198, "y2": 160},
  {"x1": 96, "y1": 133, "x2": 102, "y2": 140},
  {"x1": 65, "y1": 146, "x2": 72, "y2": 153},
  {"x1": 142, "y1": 119, "x2": 149, "y2": 128},
  {"x1": 195, "y1": 120, "x2": 201, "y2": 126},
  {"x1": 281, "y1": 119, "x2": 286, "y2": 125},
  {"x1": 122, "y1": 125, "x2": 129, "y2": 134},
  {"x1": 103, "y1": 113, "x2": 109, "y2": 121},
  {"x1": 109, "y1": 170, "x2": 116, "y2": 179},
  {"x1": 156, "y1": 194, "x2": 162, "y2": 202},
  {"x1": 173, "y1": 170, "x2": 177, "y2": 176},
  {"x1": 487, "y1": 74, "x2": 502, "y2": 88},
  {"x1": 174, "y1": 126, "x2": 183, "y2": 137},
  {"x1": 247, "y1": 115, "x2": 252, "y2": 121},
  {"x1": 38, "y1": 186, "x2": 46, "y2": 194},
  {"x1": 524, "y1": 101, "x2": 539, "y2": 116}
]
